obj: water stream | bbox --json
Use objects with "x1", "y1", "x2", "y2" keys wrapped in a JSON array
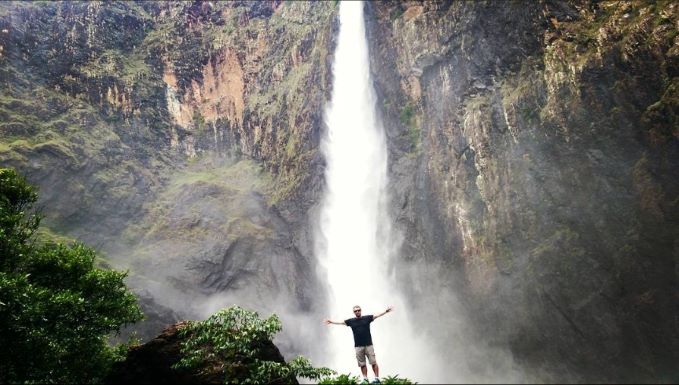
[{"x1": 316, "y1": 2, "x2": 441, "y2": 382}]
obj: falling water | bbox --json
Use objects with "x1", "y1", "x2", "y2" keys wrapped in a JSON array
[{"x1": 317, "y1": 2, "x2": 441, "y2": 382}]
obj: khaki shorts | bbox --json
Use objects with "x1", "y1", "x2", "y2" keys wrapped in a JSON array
[{"x1": 355, "y1": 345, "x2": 376, "y2": 367}]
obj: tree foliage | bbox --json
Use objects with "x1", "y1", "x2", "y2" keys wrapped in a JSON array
[
  {"x1": 174, "y1": 305, "x2": 335, "y2": 384},
  {"x1": 0, "y1": 168, "x2": 143, "y2": 384}
]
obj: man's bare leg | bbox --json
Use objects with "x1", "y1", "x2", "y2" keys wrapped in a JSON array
[
  {"x1": 372, "y1": 363, "x2": 380, "y2": 378},
  {"x1": 361, "y1": 365, "x2": 368, "y2": 378}
]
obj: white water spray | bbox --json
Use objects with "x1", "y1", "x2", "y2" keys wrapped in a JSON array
[{"x1": 316, "y1": 2, "x2": 442, "y2": 382}]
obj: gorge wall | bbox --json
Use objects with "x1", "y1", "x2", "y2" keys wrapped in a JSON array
[
  {"x1": 0, "y1": 0, "x2": 337, "y2": 355},
  {"x1": 367, "y1": 0, "x2": 678, "y2": 382},
  {"x1": 0, "y1": 0, "x2": 677, "y2": 382}
]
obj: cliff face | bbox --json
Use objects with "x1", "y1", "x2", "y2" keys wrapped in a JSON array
[
  {"x1": 0, "y1": 0, "x2": 336, "y2": 347},
  {"x1": 368, "y1": 0, "x2": 678, "y2": 382}
]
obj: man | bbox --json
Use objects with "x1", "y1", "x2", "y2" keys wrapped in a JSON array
[{"x1": 324, "y1": 305, "x2": 394, "y2": 384}]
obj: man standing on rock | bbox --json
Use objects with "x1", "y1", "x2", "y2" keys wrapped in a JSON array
[{"x1": 324, "y1": 305, "x2": 394, "y2": 384}]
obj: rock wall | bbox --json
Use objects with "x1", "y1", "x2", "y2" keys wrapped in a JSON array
[
  {"x1": 367, "y1": 0, "x2": 678, "y2": 382},
  {"x1": 0, "y1": 1, "x2": 337, "y2": 352}
]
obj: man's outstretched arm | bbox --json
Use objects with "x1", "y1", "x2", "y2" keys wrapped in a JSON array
[
  {"x1": 324, "y1": 319, "x2": 346, "y2": 325},
  {"x1": 373, "y1": 305, "x2": 394, "y2": 320}
]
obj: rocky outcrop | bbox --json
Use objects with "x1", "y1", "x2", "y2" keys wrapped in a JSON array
[
  {"x1": 368, "y1": 1, "x2": 678, "y2": 382},
  {"x1": 105, "y1": 322, "x2": 295, "y2": 385}
]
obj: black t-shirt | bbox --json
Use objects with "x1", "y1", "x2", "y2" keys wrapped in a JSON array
[{"x1": 345, "y1": 315, "x2": 374, "y2": 347}]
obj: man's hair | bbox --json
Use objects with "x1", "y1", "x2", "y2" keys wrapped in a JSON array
[{"x1": 353, "y1": 305, "x2": 361, "y2": 310}]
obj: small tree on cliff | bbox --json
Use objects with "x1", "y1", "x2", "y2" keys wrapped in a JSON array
[{"x1": 0, "y1": 168, "x2": 143, "y2": 384}]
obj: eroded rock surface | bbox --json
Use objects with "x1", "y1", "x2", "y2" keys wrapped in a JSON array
[{"x1": 368, "y1": 1, "x2": 678, "y2": 382}]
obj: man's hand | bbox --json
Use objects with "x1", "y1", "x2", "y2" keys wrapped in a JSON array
[
  {"x1": 323, "y1": 319, "x2": 332, "y2": 325},
  {"x1": 374, "y1": 305, "x2": 395, "y2": 320}
]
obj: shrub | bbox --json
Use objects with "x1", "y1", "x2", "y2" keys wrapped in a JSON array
[
  {"x1": 174, "y1": 305, "x2": 335, "y2": 383},
  {"x1": 319, "y1": 373, "x2": 417, "y2": 384},
  {"x1": 399, "y1": 103, "x2": 420, "y2": 150},
  {"x1": 319, "y1": 373, "x2": 361, "y2": 384}
]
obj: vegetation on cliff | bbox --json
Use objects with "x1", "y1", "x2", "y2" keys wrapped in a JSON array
[{"x1": 0, "y1": 168, "x2": 143, "y2": 384}]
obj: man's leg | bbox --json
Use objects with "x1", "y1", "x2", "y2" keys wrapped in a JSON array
[
  {"x1": 361, "y1": 365, "x2": 368, "y2": 377},
  {"x1": 366, "y1": 346, "x2": 379, "y2": 380},
  {"x1": 356, "y1": 347, "x2": 369, "y2": 381}
]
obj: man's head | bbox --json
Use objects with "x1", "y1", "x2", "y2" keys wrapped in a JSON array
[{"x1": 352, "y1": 305, "x2": 361, "y2": 317}]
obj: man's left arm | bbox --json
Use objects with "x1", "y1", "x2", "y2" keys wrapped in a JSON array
[{"x1": 373, "y1": 305, "x2": 394, "y2": 320}]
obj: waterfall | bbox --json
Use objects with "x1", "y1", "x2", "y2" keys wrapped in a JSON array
[{"x1": 316, "y1": 2, "x2": 441, "y2": 382}]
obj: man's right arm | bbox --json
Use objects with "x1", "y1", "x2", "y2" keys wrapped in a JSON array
[{"x1": 324, "y1": 319, "x2": 346, "y2": 326}]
